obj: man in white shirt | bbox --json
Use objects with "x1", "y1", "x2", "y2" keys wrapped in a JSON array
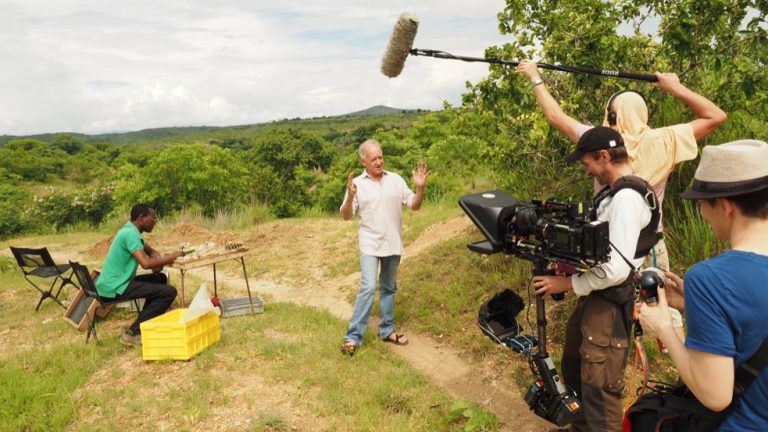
[
  {"x1": 533, "y1": 127, "x2": 656, "y2": 432},
  {"x1": 339, "y1": 139, "x2": 430, "y2": 356},
  {"x1": 515, "y1": 60, "x2": 725, "y2": 268},
  {"x1": 516, "y1": 60, "x2": 726, "y2": 340}
]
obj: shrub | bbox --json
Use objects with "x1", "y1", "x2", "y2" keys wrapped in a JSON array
[
  {"x1": 30, "y1": 183, "x2": 116, "y2": 230},
  {"x1": 0, "y1": 184, "x2": 31, "y2": 239}
]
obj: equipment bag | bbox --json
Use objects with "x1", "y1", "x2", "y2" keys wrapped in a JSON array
[
  {"x1": 622, "y1": 384, "x2": 728, "y2": 432},
  {"x1": 623, "y1": 334, "x2": 768, "y2": 431}
]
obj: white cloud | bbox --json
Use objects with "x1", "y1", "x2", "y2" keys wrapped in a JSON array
[{"x1": 0, "y1": 1, "x2": 509, "y2": 135}]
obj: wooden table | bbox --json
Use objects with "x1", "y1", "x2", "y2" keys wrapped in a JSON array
[{"x1": 169, "y1": 249, "x2": 257, "y2": 312}]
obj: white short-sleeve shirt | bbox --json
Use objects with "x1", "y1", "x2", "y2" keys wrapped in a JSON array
[{"x1": 341, "y1": 170, "x2": 415, "y2": 257}]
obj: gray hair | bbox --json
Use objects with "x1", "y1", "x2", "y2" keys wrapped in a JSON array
[{"x1": 358, "y1": 139, "x2": 381, "y2": 160}]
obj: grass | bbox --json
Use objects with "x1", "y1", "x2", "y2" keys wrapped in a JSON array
[
  {"x1": 0, "y1": 262, "x2": 490, "y2": 432},
  {"x1": 160, "y1": 204, "x2": 275, "y2": 233},
  {"x1": 0, "y1": 196, "x2": 712, "y2": 430},
  {"x1": 664, "y1": 198, "x2": 728, "y2": 271},
  {"x1": 396, "y1": 226, "x2": 682, "y2": 395}
]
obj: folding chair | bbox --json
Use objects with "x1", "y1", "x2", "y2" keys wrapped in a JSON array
[
  {"x1": 10, "y1": 246, "x2": 78, "y2": 311},
  {"x1": 69, "y1": 261, "x2": 141, "y2": 344}
]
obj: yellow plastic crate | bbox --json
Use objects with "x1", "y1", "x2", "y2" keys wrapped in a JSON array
[{"x1": 140, "y1": 309, "x2": 220, "y2": 360}]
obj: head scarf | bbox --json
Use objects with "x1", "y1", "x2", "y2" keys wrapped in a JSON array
[{"x1": 602, "y1": 91, "x2": 696, "y2": 187}]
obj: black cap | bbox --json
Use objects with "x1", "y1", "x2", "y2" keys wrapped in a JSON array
[{"x1": 564, "y1": 126, "x2": 625, "y2": 163}]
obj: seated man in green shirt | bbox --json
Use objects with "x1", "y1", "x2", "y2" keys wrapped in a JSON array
[{"x1": 96, "y1": 203, "x2": 186, "y2": 346}]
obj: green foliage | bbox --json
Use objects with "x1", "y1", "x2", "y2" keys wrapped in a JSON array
[
  {"x1": 446, "y1": 400, "x2": 500, "y2": 432},
  {"x1": 0, "y1": 184, "x2": 31, "y2": 239},
  {"x1": 664, "y1": 198, "x2": 728, "y2": 269},
  {"x1": 0, "y1": 256, "x2": 13, "y2": 273},
  {"x1": 465, "y1": 0, "x2": 768, "y2": 199},
  {"x1": 30, "y1": 183, "x2": 117, "y2": 230},
  {"x1": 314, "y1": 151, "x2": 360, "y2": 213},
  {"x1": 114, "y1": 144, "x2": 249, "y2": 216},
  {"x1": 245, "y1": 129, "x2": 336, "y2": 217},
  {"x1": 50, "y1": 133, "x2": 84, "y2": 154},
  {"x1": 0, "y1": 138, "x2": 68, "y2": 182}
]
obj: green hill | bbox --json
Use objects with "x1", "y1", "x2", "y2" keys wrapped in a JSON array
[
  {"x1": 343, "y1": 105, "x2": 424, "y2": 116},
  {"x1": 0, "y1": 106, "x2": 427, "y2": 147}
]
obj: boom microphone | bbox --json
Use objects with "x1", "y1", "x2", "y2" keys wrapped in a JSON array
[
  {"x1": 381, "y1": 12, "x2": 419, "y2": 78},
  {"x1": 380, "y1": 13, "x2": 657, "y2": 82}
]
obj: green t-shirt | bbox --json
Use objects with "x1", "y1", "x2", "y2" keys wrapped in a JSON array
[{"x1": 95, "y1": 222, "x2": 145, "y2": 298}]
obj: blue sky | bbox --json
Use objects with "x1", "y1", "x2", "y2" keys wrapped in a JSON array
[{"x1": 0, "y1": 1, "x2": 509, "y2": 135}]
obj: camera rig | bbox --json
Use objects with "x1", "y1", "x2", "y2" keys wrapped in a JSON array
[
  {"x1": 458, "y1": 189, "x2": 609, "y2": 272},
  {"x1": 459, "y1": 189, "x2": 612, "y2": 426}
]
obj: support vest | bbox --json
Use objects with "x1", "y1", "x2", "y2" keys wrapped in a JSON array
[{"x1": 591, "y1": 175, "x2": 661, "y2": 259}]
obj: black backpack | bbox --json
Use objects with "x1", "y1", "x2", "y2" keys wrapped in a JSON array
[{"x1": 623, "y1": 335, "x2": 768, "y2": 431}]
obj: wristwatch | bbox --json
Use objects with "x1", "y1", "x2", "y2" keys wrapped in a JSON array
[{"x1": 531, "y1": 77, "x2": 544, "y2": 87}]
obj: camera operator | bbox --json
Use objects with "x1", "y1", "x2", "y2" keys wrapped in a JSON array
[
  {"x1": 533, "y1": 126, "x2": 658, "y2": 432},
  {"x1": 639, "y1": 140, "x2": 768, "y2": 430},
  {"x1": 517, "y1": 60, "x2": 727, "y2": 341}
]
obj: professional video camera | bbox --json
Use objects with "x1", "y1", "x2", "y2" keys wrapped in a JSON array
[
  {"x1": 460, "y1": 189, "x2": 612, "y2": 427},
  {"x1": 459, "y1": 189, "x2": 610, "y2": 271}
]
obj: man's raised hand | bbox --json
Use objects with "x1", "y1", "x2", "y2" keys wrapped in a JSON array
[
  {"x1": 412, "y1": 162, "x2": 430, "y2": 189},
  {"x1": 347, "y1": 171, "x2": 357, "y2": 197}
]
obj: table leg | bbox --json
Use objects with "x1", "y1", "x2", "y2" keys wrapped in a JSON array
[
  {"x1": 240, "y1": 257, "x2": 255, "y2": 313},
  {"x1": 213, "y1": 263, "x2": 218, "y2": 298},
  {"x1": 179, "y1": 269, "x2": 186, "y2": 307}
]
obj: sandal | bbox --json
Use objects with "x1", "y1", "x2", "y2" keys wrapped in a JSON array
[
  {"x1": 383, "y1": 332, "x2": 409, "y2": 346},
  {"x1": 340, "y1": 341, "x2": 357, "y2": 356}
]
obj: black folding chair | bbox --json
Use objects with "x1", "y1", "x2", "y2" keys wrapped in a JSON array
[
  {"x1": 69, "y1": 261, "x2": 141, "y2": 344},
  {"x1": 10, "y1": 246, "x2": 78, "y2": 311}
]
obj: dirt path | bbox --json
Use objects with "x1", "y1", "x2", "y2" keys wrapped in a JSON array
[{"x1": 73, "y1": 216, "x2": 549, "y2": 431}]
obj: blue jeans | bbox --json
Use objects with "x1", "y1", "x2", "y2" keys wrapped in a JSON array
[{"x1": 344, "y1": 254, "x2": 401, "y2": 345}]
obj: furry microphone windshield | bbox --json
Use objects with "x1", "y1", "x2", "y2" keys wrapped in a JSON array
[{"x1": 380, "y1": 13, "x2": 419, "y2": 78}]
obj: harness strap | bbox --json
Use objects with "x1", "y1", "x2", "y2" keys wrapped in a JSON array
[
  {"x1": 734, "y1": 335, "x2": 768, "y2": 397},
  {"x1": 591, "y1": 176, "x2": 660, "y2": 259}
]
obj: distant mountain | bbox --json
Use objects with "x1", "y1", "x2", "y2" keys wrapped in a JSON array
[
  {"x1": 0, "y1": 106, "x2": 428, "y2": 147},
  {"x1": 341, "y1": 105, "x2": 424, "y2": 117}
]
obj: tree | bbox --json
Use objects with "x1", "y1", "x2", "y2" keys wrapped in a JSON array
[
  {"x1": 0, "y1": 184, "x2": 30, "y2": 238},
  {"x1": 245, "y1": 129, "x2": 336, "y2": 217},
  {"x1": 51, "y1": 134, "x2": 84, "y2": 155},
  {"x1": 463, "y1": 0, "x2": 767, "y2": 198},
  {"x1": 0, "y1": 138, "x2": 68, "y2": 182},
  {"x1": 114, "y1": 144, "x2": 250, "y2": 216}
]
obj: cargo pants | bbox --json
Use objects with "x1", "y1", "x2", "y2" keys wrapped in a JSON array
[{"x1": 562, "y1": 291, "x2": 633, "y2": 432}]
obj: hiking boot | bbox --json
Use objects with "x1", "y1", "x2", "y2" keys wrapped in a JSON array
[{"x1": 120, "y1": 331, "x2": 142, "y2": 347}]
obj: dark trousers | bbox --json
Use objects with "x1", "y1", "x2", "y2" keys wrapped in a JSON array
[
  {"x1": 108, "y1": 273, "x2": 177, "y2": 335},
  {"x1": 562, "y1": 293, "x2": 632, "y2": 432}
]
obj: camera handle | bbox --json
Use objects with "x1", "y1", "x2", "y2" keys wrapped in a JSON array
[
  {"x1": 532, "y1": 259, "x2": 571, "y2": 397},
  {"x1": 527, "y1": 259, "x2": 581, "y2": 425}
]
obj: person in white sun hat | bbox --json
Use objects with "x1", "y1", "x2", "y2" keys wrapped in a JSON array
[{"x1": 640, "y1": 140, "x2": 768, "y2": 431}]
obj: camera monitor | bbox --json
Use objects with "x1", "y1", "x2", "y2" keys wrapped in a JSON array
[{"x1": 459, "y1": 190, "x2": 519, "y2": 254}]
